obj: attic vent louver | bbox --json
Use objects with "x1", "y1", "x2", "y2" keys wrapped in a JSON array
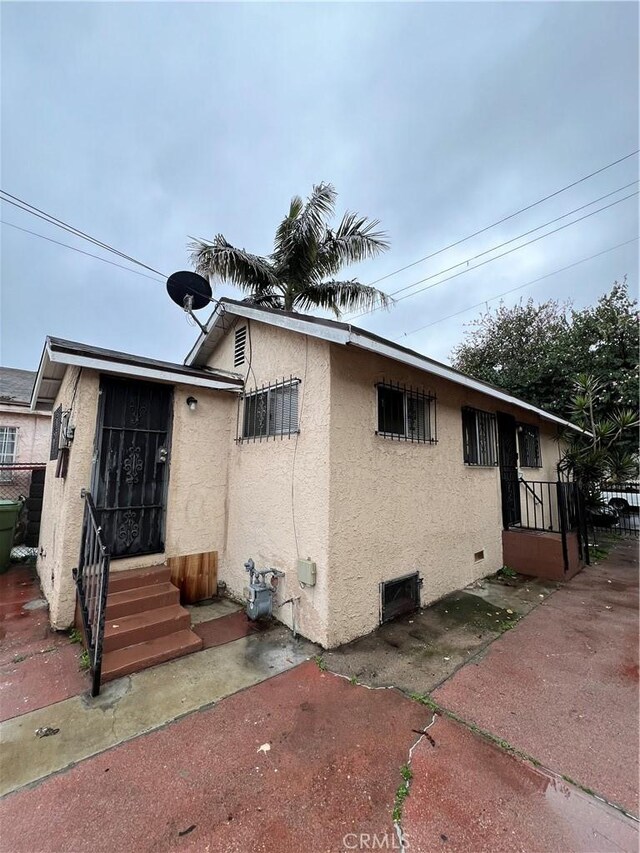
[{"x1": 234, "y1": 327, "x2": 247, "y2": 368}]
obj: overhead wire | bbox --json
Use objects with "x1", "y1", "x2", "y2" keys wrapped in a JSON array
[
  {"x1": 0, "y1": 190, "x2": 166, "y2": 276},
  {"x1": 347, "y1": 189, "x2": 639, "y2": 321},
  {"x1": 0, "y1": 220, "x2": 165, "y2": 282},
  {"x1": 364, "y1": 149, "x2": 640, "y2": 288},
  {"x1": 394, "y1": 236, "x2": 639, "y2": 341}
]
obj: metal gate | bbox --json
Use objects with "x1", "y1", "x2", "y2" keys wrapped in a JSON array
[
  {"x1": 497, "y1": 412, "x2": 521, "y2": 528},
  {"x1": 92, "y1": 377, "x2": 173, "y2": 558}
]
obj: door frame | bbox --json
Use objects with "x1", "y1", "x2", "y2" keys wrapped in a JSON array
[{"x1": 90, "y1": 374, "x2": 174, "y2": 559}]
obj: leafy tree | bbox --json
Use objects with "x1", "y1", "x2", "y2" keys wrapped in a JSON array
[
  {"x1": 452, "y1": 279, "x2": 639, "y2": 422},
  {"x1": 189, "y1": 183, "x2": 391, "y2": 316}
]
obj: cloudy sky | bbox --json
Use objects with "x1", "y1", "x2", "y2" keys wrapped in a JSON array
[{"x1": 1, "y1": 1, "x2": 638, "y2": 371}]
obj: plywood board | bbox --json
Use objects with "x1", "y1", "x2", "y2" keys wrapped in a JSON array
[{"x1": 168, "y1": 551, "x2": 218, "y2": 604}]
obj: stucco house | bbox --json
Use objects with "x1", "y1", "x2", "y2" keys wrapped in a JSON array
[
  {"x1": 30, "y1": 300, "x2": 588, "y2": 689},
  {"x1": 0, "y1": 367, "x2": 51, "y2": 468}
]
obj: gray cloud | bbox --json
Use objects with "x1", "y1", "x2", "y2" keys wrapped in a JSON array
[{"x1": 1, "y1": 1, "x2": 638, "y2": 369}]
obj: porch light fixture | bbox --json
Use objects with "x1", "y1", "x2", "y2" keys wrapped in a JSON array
[{"x1": 186, "y1": 396, "x2": 198, "y2": 411}]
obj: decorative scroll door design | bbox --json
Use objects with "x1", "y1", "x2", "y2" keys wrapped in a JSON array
[
  {"x1": 497, "y1": 412, "x2": 521, "y2": 529},
  {"x1": 93, "y1": 377, "x2": 172, "y2": 558}
]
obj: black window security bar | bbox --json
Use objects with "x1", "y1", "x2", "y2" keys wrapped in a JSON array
[
  {"x1": 462, "y1": 407, "x2": 498, "y2": 466},
  {"x1": 239, "y1": 377, "x2": 300, "y2": 442},
  {"x1": 73, "y1": 489, "x2": 111, "y2": 697},
  {"x1": 518, "y1": 423, "x2": 542, "y2": 468},
  {"x1": 234, "y1": 326, "x2": 247, "y2": 368},
  {"x1": 376, "y1": 380, "x2": 437, "y2": 444}
]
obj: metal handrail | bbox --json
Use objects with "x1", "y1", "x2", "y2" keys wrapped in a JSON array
[
  {"x1": 72, "y1": 489, "x2": 110, "y2": 697},
  {"x1": 519, "y1": 476, "x2": 543, "y2": 505}
]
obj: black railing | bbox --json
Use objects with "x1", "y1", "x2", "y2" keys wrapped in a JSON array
[
  {"x1": 73, "y1": 489, "x2": 110, "y2": 696},
  {"x1": 505, "y1": 477, "x2": 590, "y2": 569}
]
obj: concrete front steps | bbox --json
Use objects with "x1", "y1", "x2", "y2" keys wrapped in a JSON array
[{"x1": 101, "y1": 565, "x2": 202, "y2": 682}]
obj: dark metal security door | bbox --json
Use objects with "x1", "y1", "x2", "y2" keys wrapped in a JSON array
[
  {"x1": 497, "y1": 412, "x2": 521, "y2": 528},
  {"x1": 93, "y1": 377, "x2": 172, "y2": 558}
]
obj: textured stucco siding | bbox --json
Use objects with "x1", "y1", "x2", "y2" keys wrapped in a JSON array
[
  {"x1": 326, "y1": 344, "x2": 562, "y2": 647},
  {"x1": 37, "y1": 368, "x2": 99, "y2": 628},
  {"x1": 37, "y1": 368, "x2": 236, "y2": 629},
  {"x1": 0, "y1": 409, "x2": 51, "y2": 463},
  {"x1": 205, "y1": 318, "x2": 332, "y2": 647}
]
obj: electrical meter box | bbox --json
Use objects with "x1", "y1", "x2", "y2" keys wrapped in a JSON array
[{"x1": 297, "y1": 558, "x2": 316, "y2": 586}]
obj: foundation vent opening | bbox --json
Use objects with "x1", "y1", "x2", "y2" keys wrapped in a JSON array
[
  {"x1": 474, "y1": 550, "x2": 485, "y2": 563},
  {"x1": 234, "y1": 326, "x2": 247, "y2": 368}
]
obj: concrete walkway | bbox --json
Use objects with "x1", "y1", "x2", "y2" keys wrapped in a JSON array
[
  {"x1": 433, "y1": 540, "x2": 639, "y2": 816},
  {"x1": 0, "y1": 546, "x2": 638, "y2": 852}
]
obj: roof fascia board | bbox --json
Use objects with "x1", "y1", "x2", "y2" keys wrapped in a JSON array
[
  {"x1": 29, "y1": 341, "x2": 52, "y2": 412},
  {"x1": 348, "y1": 331, "x2": 583, "y2": 433},
  {"x1": 184, "y1": 302, "x2": 351, "y2": 366},
  {"x1": 47, "y1": 349, "x2": 241, "y2": 392}
]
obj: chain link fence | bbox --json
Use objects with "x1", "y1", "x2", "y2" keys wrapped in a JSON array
[{"x1": 0, "y1": 464, "x2": 47, "y2": 562}]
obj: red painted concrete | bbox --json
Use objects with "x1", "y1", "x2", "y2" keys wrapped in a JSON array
[
  {"x1": 434, "y1": 541, "x2": 639, "y2": 815},
  {"x1": 193, "y1": 609, "x2": 260, "y2": 649},
  {"x1": 502, "y1": 528, "x2": 583, "y2": 581},
  {"x1": 403, "y1": 714, "x2": 637, "y2": 852},
  {"x1": 0, "y1": 565, "x2": 88, "y2": 721},
  {"x1": 0, "y1": 663, "x2": 428, "y2": 853}
]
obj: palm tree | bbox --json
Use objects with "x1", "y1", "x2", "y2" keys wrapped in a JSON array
[{"x1": 189, "y1": 183, "x2": 391, "y2": 316}]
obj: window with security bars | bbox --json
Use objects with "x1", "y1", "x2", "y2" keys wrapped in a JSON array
[
  {"x1": 0, "y1": 427, "x2": 17, "y2": 482},
  {"x1": 240, "y1": 378, "x2": 300, "y2": 441},
  {"x1": 462, "y1": 407, "x2": 498, "y2": 466},
  {"x1": 518, "y1": 423, "x2": 542, "y2": 467},
  {"x1": 234, "y1": 326, "x2": 247, "y2": 368},
  {"x1": 376, "y1": 381, "x2": 437, "y2": 444}
]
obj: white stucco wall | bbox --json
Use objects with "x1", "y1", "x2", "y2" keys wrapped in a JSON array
[
  {"x1": 205, "y1": 318, "x2": 333, "y2": 647},
  {"x1": 37, "y1": 367, "x2": 236, "y2": 629}
]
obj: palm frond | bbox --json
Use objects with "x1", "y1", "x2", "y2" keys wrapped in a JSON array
[
  {"x1": 188, "y1": 235, "x2": 279, "y2": 294},
  {"x1": 294, "y1": 279, "x2": 393, "y2": 317},
  {"x1": 318, "y1": 212, "x2": 390, "y2": 276}
]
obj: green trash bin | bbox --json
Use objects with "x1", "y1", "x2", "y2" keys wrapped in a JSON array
[{"x1": 0, "y1": 499, "x2": 23, "y2": 573}]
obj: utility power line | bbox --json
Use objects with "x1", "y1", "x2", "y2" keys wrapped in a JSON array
[
  {"x1": 394, "y1": 236, "x2": 639, "y2": 341},
  {"x1": 348, "y1": 189, "x2": 638, "y2": 321},
  {"x1": 0, "y1": 190, "x2": 166, "y2": 277},
  {"x1": 0, "y1": 220, "x2": 165, "y2": 282},
  {"x1": 365, "y1": 149, "x2": 639, "y2": 288}
]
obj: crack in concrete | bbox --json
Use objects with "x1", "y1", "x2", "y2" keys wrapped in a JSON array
[{"x1": 393, "y1": 713, "x2": 437, "y2": 851}]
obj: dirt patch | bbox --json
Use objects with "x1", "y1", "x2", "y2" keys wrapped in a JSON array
[{"x1": 324, "y1": 575, "x2": 554, "y2": 696}]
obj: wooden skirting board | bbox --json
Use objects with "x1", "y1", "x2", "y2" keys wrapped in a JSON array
[{"x1": 168, "y1": 551, "x2": 218, "y2": 604}]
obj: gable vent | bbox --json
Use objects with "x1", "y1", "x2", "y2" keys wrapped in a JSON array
[{"x1": 234, "y1": 326, "x2": 247, "y2": 368}]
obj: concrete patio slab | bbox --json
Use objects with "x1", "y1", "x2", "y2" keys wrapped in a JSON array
[
  {"x1": 433, "y1": 541, "x2": 639, "y2": 815},
  {"x1": 0, "y1": 662, "x2": 428, "y2": 853},
  {"x1": 402, "y1": 714, "x2": 638, "y2": 853},
  {"x1": 0, "y1": 626, "x2": 317, "y2": 796},
  {"x1": 186, "y1": 597, "x2": 242, "y2": 625}
]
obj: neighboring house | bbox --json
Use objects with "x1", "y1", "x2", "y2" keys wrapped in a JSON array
[
  {"x1": 31, "y1": 300, "x2": 587, "y2": 656},
  {"x1": 0, "y1": 367, "x2": 51, "y2": 470}
]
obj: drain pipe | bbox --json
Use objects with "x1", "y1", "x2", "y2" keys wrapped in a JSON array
[{"x1": 277, "y1": 597, "x2": 300, "y2": 639}]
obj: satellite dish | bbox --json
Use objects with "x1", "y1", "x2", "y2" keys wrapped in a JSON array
[{"x1": 166, "y1": 270, "x2": 212, "y2": 311}]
